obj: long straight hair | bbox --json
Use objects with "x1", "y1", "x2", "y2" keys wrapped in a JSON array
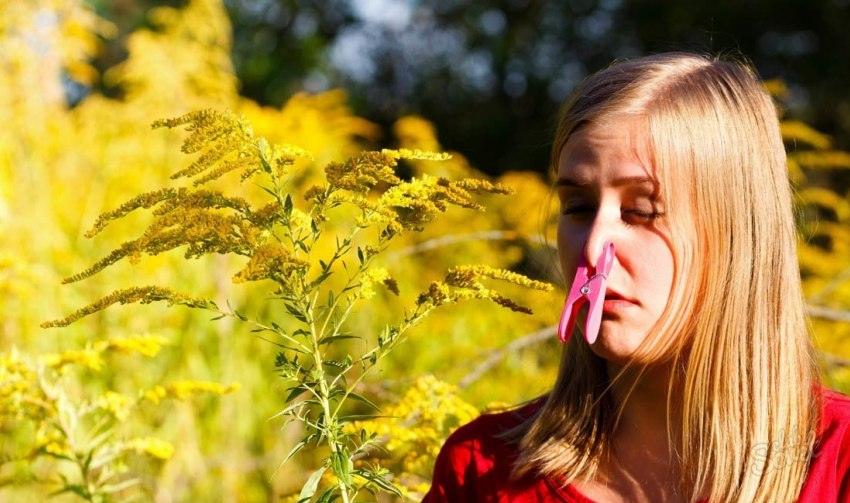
[{"x1": 509, "y1": 52, "x2": 821, "y2": 502}]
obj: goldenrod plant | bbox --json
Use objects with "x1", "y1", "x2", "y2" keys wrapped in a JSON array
[
  {"x1": 0, "y1": 334, "x2": 237, "y2": 501},
  {"x1": 338, "y1": 375, "x2": 479, "y2": 501},
  {"x1": 42, "y1": 109, "x2": 553, "y2": 501}
]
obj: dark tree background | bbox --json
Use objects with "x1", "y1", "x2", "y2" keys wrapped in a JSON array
[{"x1": 90, "y1": 0, "x2": 850, "y2": 178}]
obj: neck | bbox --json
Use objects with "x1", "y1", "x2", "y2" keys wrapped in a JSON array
[
  {"x1": 590, "y1": 360, "x2": 694, "y2": 503},
  {"x1": 606, "y1": 360, "x2": 683, "y2": 458}
]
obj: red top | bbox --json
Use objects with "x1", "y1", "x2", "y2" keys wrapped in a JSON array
[{"x1": 423, "y1": 385, "x2": 850, "y2": 502}]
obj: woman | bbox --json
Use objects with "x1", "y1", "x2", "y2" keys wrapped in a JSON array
[{"x1": 423, "y1": 53, "x2": 850, "y2": 502}]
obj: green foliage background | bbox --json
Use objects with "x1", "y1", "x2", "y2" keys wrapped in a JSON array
[{"x1": 1, "y1": 0, "x2": 848, "y2": 501}]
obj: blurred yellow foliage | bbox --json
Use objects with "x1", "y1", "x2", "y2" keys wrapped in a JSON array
[{"x1": 0, "y1": 2, "x2": 845, "y2": 501}]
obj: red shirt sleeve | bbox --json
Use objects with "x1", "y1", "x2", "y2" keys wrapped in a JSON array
[
  {"x1": 838, "y1": 418, "x2": 850, "y2": 502},
  {"x1": 421, "y1": 403, "x2": 557, "y2": 503},
  {"x1": 421, "y1": 419, "x2": 483, "y2": 502},
  {"x1": 421, "y1": 432, "x2": 460, "y2": 502}
]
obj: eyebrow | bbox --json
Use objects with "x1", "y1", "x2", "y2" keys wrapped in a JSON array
[{"x1": 555, "y1": 175, "x2": 658, "y2": 188}]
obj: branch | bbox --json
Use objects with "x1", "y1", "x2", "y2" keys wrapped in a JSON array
[
  {"x1": 808, "y1": 305, "x2": 850, "y2": 322},
  {"x1": 818, "y1": 351, "x2": 850, "y2": 369},
  {"x1": 457, "y1": 324, "x2": 557, "y2": 390},
  {"x1": 386, "y1": 231, "x2": 552, "y2": 260},
  {"x1": 806, "y1": 265, "x2": 850, "y2": 304}
]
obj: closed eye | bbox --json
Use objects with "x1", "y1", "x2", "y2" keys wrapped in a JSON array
[
  {"x1": 623, "y1": 209, "x2": 663, "y2": 224},
  {"x1": 561, "y1": 205, "x2": 596, "y2": 217}
]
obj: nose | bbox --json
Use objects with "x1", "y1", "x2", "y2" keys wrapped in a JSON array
[{"x1": 583, "y1": 214, "x2": 616, "y2": 273}]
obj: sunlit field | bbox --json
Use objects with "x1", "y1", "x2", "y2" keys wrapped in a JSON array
[{"x1": 2, "y1": 1, "x2": 849, "y2": 501}]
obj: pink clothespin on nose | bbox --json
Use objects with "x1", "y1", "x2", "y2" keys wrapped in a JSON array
[{"x1": 558, "y1": 241, "x2": 616, "y2": 344}]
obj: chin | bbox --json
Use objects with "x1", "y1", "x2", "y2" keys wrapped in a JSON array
[
  {"x1": 588, "y1": 340, "x2": 639, "y2": 366},
  {"x1": 586, "y1": 326, "x2": 651, "y2": 366}
]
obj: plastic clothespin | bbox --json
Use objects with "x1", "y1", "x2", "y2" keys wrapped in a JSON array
[{"x1": 558, "y1": 241, "x2": 616, "y2": 344}]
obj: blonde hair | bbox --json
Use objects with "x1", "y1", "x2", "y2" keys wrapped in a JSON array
[{"x1": 511, "y1": 52, "x2": 821, "y2": 502}]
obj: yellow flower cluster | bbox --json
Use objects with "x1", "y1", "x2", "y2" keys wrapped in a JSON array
[
  {"x1": 0, "y1": 353, "x2": 39, "y2": 419},
  {"x1": 35, "y1": 431, "x2": 71, "y2": 458},
  {"x1": 143, "y1": 380, "x2": 240, "y2": 403},
  {"x1": 84, "y1": 187, "x2": 189, "y2": 238},
  {"x1": 31, "y1": 335, "x2": 168, "y2": 380},
  {"x1": 67, "y1": 206, "x2": 258, "y2": 284},
  {"x1": 416, "y1": 264, "x2": 553, "y2": 314},
  {"x1": 125, "y1": 437, "x2": 174, "y2": 460},
  {"x1": 42, "y1": 286, "x2": 217, "y2": 328},
  {"x1": 447, "y1": 265, "x2": 553, "y2": 292},
  {"x1": 41, "y1": 350, "x2": 104, "y2": 373},
  {"x1": 152, "y1": 109, "x2": 254, "y2": 179},
  {"x1": 359, "y1": 267, "x2": 400, "y2": 299},
  {"x1": 347, "y1": 375, "x2": 478, "y2": 479},
  {"x1": 152, "y1": 109, "x2": 313, "y2": 187},
  {"x1": 288, "y1": 208, "x2": 312, "y2": 237},
  {"x1": 232, "y1": 243, "x2": 308, "y2": 283},
  {"x1": 97, "y1": 391, "x2": 133, "y2": 421},
  {"x1": 380, "y1": 148, "x2": 452, "y2": 162},
  {"x1": 350, "y1": 174, "x2": 514, "y2": 234},
  {"x1": 325, "y1": 151, "x2": 404, "y2": 193},
  {"x1": 95, "y1": 333, "x2": 169, "y2": 357}
]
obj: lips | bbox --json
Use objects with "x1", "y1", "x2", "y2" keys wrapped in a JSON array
[
  {"x1": 603, "y1": 289, "x2": 636, "y2": 303},
  {"x1": 602, "y1": 289, "x2": 638, "y2": 313}
]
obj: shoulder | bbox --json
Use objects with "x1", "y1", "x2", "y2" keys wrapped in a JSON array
[
  {"x1": 802, "y1": 385, "x2": 850, "y2": 501},
  {"x1": 436, "y1": 400, "x2": 540, "y2": 467},
  {"x1": 815, "y1": 384, "x2": 850, "y2": 445},
  {"x1": 423, "y1": 400, "x2": 543, "y2": 502}
]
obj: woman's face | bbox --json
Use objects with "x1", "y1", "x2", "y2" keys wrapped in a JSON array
[{"x1": 556, "y1": 120, "x2": 675, "y2": 365}]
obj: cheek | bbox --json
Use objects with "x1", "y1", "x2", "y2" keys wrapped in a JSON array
[
  {"x1": 638, "y1": 243, "x2": 675, "y2": 304},
  {"x1": 557, "y1": 222, "x2": 581, "y2": 282}
]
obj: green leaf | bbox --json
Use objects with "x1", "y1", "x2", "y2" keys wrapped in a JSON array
[
  {"x1": 346, "y1": 392, "x2": 382, "y2": 413},
  {"x1": 331, "y1": 449, "x2": 352, "y2": 487},
  {"x1": 357, "y1": 247, "x2": 364, "y2": 265},
  {"x1": 87, "y1": 428, "x2": 115, "y2": 452},
  {"x1": 279, "y1": 434, "x2": 313, "y2": 469},
  {"x1": 259, "y1": 185, "x2": 281, "y2": 202},
  {"x1": 284, "y1": 303, "x2": 308, "y2": 323},
  {"x1": 256, "y1": 335, "x2": 306, "y2": 354},
  {"x1": 339, "y1": 414, "x2": 389, "y2": 423},
  {"x1": 284, "y1": 194, "x2": 293, "y2": 217},
  {"x1": 90, "y1": 450, "x2": 121, "y2": 470},
  {"x1": 299, "y1": 466, "x2": 328, "y2": 502},
  {"x1": 286, "y1": 384, "x2": 309, "y2": 402},
  {"x1": 318, "y1": 334, "x2": 358, "y2": 347},
  {"x1": 309, "y1": 271, "x2": 333, "y2": 289},
  {"x1": 268, "y1": 400, "x2": 313, "y2": 421},
  {"x1": 100, "y1": 477, "x2": 141, "y2": 494},
  {"x1": 49, "y1": 485, "x2": 89, "y2": 499},
  {"x1": 354, "y1": 469, "x2": 403, "y2": 497},
  {"x1": 81, "y1": 448, "x2": 95, "y2": 477},
  {"x1": 259, "y1": 146, "x2": 273, "y2": 174},
  {"x1": 316, "y1": 488, "x2": 341, "y2": 503},
  {"x1": 323, "y1": 360, "x2": 351, "y2": 370}
]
